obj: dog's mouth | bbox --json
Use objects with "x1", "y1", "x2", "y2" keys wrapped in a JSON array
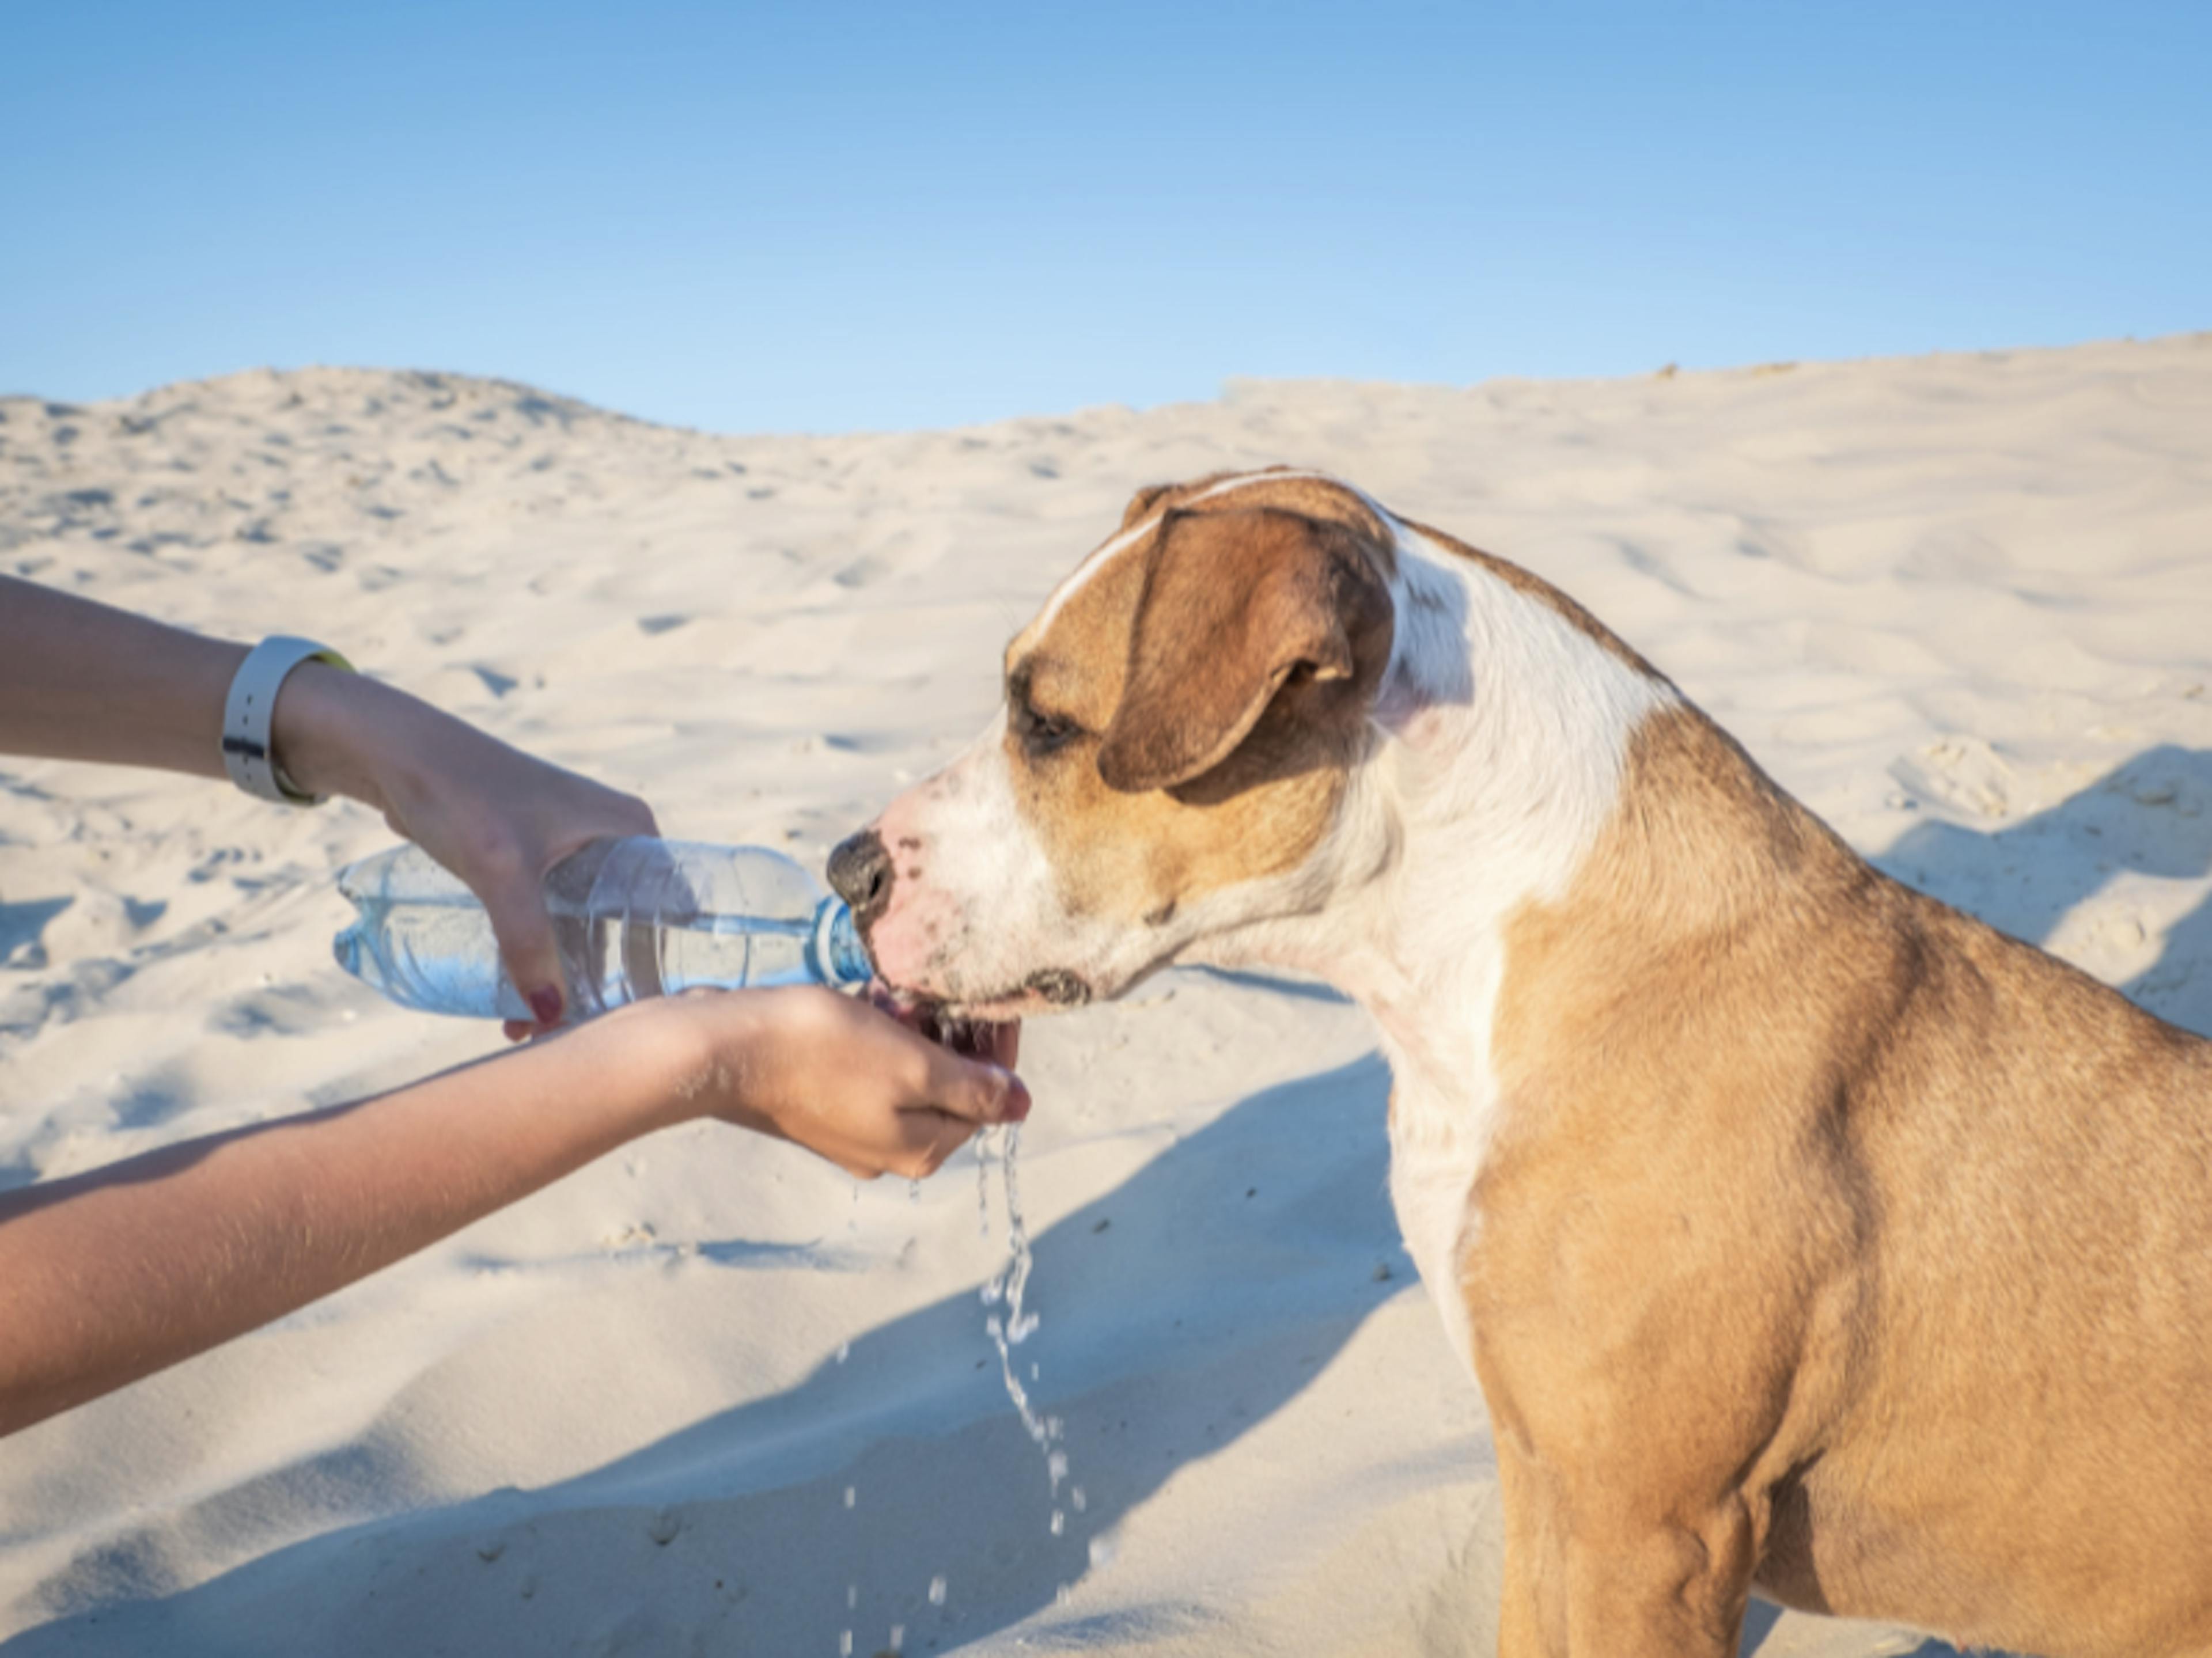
[
  {"x1": 873, "y1": 984, "x2": 1024, "y2": 1067},
  {"x1": 874, "y1": 968, "x2": 1090, "y2": 1057},
  {"x1": 1015, "y1": 968, "x2": 1092, "y2": 1007}
]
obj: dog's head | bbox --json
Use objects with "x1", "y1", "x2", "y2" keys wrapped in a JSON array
[{"x1": 830, "y1": 470, "x2": 1399, "y2": 1018}]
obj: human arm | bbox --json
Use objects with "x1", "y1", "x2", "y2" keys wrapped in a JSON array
[
  {"x1": 0, "y1": 988, "x2": 1028, "y2": 1437},
  {"x1": 0, "y1": 575, "x2": 653, "y2": 1025}
]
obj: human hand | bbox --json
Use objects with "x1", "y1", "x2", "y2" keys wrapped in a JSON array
[
  {"x1": 662, "y1": 987, "x2": 1029, "y2": 1180},
  {"x1": 273, "y1": 665, "x2": 657, "y2": 1029}
]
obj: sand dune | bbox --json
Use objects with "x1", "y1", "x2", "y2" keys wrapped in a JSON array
[{"x1": 2, "y1": 335, "x2": 2210, "y2": 1656}]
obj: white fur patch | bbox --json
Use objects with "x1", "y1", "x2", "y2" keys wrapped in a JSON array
[{"x1": 1361, "y1": 522, "x2": 1674, "y2": 1370}]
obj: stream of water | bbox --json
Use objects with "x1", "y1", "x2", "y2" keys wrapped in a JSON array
[{"x1": 977, "y1": 1125, "x2": 1082, "y2": 1533}]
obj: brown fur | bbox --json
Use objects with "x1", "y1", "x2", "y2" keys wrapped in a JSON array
[
  {"x1": 1475, "y1": 705, "x2": 2212, "y2": 1656},
  {"x1": 999, "y1": 482, "x2": 1394, "y2": 932},
  {"x1": 1100, "y1": 507, "x2": 1393, "y2": 792},
  {"x1": 1116, "y1": 466, "x2": 1399, "y2": 562}
]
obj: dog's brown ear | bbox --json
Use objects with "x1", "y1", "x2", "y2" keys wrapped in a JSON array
[
  {"x1": 1098, "y1": 508, "x2": 1392, "y2": 794},
  {"x1": 1118, "y1": 481, "x2": 1177, "y2": 529}
]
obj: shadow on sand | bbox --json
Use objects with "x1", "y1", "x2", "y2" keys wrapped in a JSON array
[
  {"x1": 1875, "y1": 743, "x2": 2212, "y2": 1037},
  {"x1": 6, "y1": 1056, "x2": 1410, "y2": 1657}
]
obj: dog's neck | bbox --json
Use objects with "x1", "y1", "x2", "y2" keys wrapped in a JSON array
[
  {"x1": 1173, "y1": 525, "x2": 1682, "y2": 1364},
  {"x1": 1191, "y1": 529, "x2": 1677, "y2": 1113}
]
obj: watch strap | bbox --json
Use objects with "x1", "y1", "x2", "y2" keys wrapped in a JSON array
[{"x1": 221, "y1": 636, "x2": 354, "y2": 805}]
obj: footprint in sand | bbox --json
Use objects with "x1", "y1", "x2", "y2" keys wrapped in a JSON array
[
  {"x1": 1, "y1": 897, "x2": 74, "y2": 970},
  {"x1": 212, "y1": 985, "x2": 332, "y2": 1039},
  {"x1": 1892, "y1": 735, "x2": 2017, "y2": 819}
]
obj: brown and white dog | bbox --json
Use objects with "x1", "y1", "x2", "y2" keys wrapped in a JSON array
[{"x1": 827, "y1": 469, "x2": 2212, "y2": 1658}]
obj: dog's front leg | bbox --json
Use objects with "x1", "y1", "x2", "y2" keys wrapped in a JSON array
[
  {"x1": 1555, "y1": 1500, "x2": 1758, "y2": 1658},
  {"x1": 1493, "y1": 1436, "x2": 1755, "y2": 1658},
  {"x1": 1494, "y1": 1435, "x2": 1569, "y2": 1658},
  {"x1": 1477, "y1": 1331, "x2": 1766, "y2": 1657}
]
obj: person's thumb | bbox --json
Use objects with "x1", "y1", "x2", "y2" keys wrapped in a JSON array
[
  {"x1": 921, "y1": 1044, "x2": 1032, "y2": 1128},
  {"x1": 482, "y1": 871, "x2": 567, "y2": 1027}
]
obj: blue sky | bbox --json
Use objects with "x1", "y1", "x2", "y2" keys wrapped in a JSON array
[{"x1": 9, "y1": 1, "x2": 2207, "y2": 434}]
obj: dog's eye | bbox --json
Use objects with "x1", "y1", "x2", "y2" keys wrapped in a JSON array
[{"x1": 1016, "y1": 702, "x2": 1082, "y2": 757}]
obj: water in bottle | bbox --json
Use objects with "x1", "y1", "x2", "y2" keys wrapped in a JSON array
[{"x1": 332, "y1": 837, "x2": 873, "y2": 1021}]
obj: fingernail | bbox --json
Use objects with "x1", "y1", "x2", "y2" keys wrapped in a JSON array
[
  {"x1": 1002, "y1": 1076, "x2": 1032, "y2": 1123},
  {"x1": 529, "y1": 986, "x2": 563, "y2": 1026}
]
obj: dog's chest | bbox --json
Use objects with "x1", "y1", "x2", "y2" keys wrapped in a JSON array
[
  {"x1": 1367, "y1": 936, "x2": 1515, "y2": 1375},
  {"x1": 1385, "y1": 1067, "x2": 1497, "y2": 1376}
]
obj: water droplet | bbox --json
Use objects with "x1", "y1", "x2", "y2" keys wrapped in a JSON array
[
  {"x1": 927, "y1": 1576, "x2": 948, "y2": 1606},
  {"x1": 844, "y1": 1486, "x2": 856, "y2": 1509},
  {"x1": 908, "y1": 1177, "x2": 922, "y2": 1201},
  {"x1": 1050, "y1": 1510, "x2": 1065, "y2": 1536},
  {"x1": 839, "y1": 1631, "x2": 853, "y2": 1657},
  {"x1": 888, "y1": 1625, "x2": 904, "y2": 1653},
  {"x1": 1071, "y1": 1486, "x2": 1087, "y2": 1512},
  {"x1": 847, "y1": 1583, "x2": 858, "y2": 1609},
  {"x1": 835, "y1": 1341, "x2": 850, "y2": 1364}
]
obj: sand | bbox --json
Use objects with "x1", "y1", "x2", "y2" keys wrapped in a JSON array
[{"x1": 2, "y1": 335, "x2": 2210, "y2": 1656}]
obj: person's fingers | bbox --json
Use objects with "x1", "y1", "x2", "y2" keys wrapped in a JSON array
[
  {"x1": 911, "y1": 1038, "x2": 1032, "y2": 1128},
  {"x1": 890, "y1": 1107, "x2": 974, "y2": 1179},
  {"x1": 477, "y1": 856, "x2": 568, "y2": 1027},
  {"x1": 620, "y1": 794, "x2": 661, "y2": 840},
  {"x1": 543, "y1": 790, "x2": 660, "y2": 868}
]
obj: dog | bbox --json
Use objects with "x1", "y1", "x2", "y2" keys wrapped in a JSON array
[{"x1": 827, "y1": 468, "x2": 2212, "y2": 1657}]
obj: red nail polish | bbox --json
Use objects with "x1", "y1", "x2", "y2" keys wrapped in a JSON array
[{"x1": 529, "y1": 987, "x2": 563, "y2": 1026}]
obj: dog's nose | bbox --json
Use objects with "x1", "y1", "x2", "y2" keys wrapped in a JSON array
[{"x1": 827, "y1": 829, "x2": 894, "y2": 928}]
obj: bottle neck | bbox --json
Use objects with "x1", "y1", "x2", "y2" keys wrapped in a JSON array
[{"x1": 810, "y1": 898, "x2": 874, "y2": 987}]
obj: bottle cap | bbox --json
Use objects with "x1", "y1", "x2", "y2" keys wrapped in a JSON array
[{"x1": 810, "y1": 898, "x2": 874, "y2": 987}]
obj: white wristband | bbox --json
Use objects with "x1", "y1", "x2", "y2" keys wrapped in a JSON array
[{"x1": 222, "y1": 636, "x2": 354, "y2": 806}]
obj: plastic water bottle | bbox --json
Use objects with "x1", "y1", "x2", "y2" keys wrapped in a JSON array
[{"x1": 332, "y1": 838, "x2": 872, "y2": 1022}]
